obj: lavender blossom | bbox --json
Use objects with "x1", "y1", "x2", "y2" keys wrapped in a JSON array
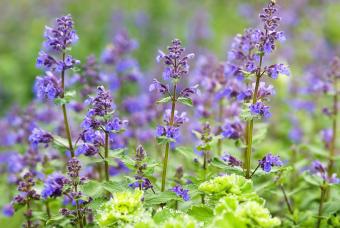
[
  {"x1": 28, "y1": 128, "x2": 53, "y2": 148},
  {"x1": 42, "y1": 172, "x2": 69, "y2": 199},
  {"x1": 259, "y1": 154, "x2": 283, "y2": 172},
  {"x1": 171, "y1": 185, "x2": 190, "y2": 201},
  {"x1": 221, "y1": 153, "x2": 243, "y2": 167},
  {"x1": 35, "y1": 73, "x2": 62, "y2": 100},
  {"x1": 310, "y1": 160, "x2": 340, "y2": 184}
]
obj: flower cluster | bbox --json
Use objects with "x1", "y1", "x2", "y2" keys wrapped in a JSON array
[
  {"x1": 156, "y1": 110, "x2": 188, "y2": 141},
  {"x1": 171, "y1": 185, "x2": 190, "y2": 201},
  {"x1": 129, "y1": 145, "x2": 154, "y2": 192},
  {"x1": 35, "y1": 14, "x2": 80, "y2": 101},
  {"x1": 221, "y1": 153, "x2": 243, "y2": 167},
  {"x1": 258, "y1": 154, "x2": 283, "y2": 172},
  {"x1": 76, "y1": 86, "x2": 127, "y2": 156},
  {"x1": 156, "y1": 39, "x2": 194, "y2": 80},
  {"x1": 309, "y1": 160, "x2": 339, "y2": 184}
]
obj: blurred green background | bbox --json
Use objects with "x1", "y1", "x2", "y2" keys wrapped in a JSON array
[{"x1": 0, "y1": 0, "x2": 340, "y2": 113}]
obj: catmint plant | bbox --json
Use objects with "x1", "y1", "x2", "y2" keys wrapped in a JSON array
[
  {"x1": 35, "y1": 14, "x2": 80, "y2": 157},
  {"x1": 150, "y1": 39, "x2": 195, "y2": 191},
  {"x1": 225, "y1": 0, "x2": 289, "y2": 178},
  {"x1": 77, "y1": 86, "x2": 127, "y2": 181}
]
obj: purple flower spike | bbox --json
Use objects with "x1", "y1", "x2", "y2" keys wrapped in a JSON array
[
  {"x1": 29, "y1": 128, "x2": 53, "y2": 148},
  {"x1": 221, "y1": 153, "x2": 243, "y2": 167},
  {"x1": 259, "y1": 153, "x2": 283, "y2": 172},
  {"x1": 250, "y1": 101, "x2": 271, "y2": 118},
  {"x1": 171, "y1": 185, "x2": 190, "y2": 201},
  {"x1": 42, "y1": 172, "x2": 69, "y2": 199}
]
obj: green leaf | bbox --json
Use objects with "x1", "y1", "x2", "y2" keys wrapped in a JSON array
[
  {"x1": 210, "y1": 157, "x2": 244, "y2": 175},
  {"x1": 52, "y1": 135, "x2": 69, "y2": 150},
  {"x1": 81, "y1": 180, "x2": 105, "y2": 198},
  {"x1": 144, "y1": 191, "x2": 178, "y2": 206},
  {"x1": 178, "y1": 97, "x2": 193, "y2": 107},
  {"x1": 54, "y1": 90, "x2": 76, "y2": 105},
  {"x1": 102, "y1": 180, "x2": 128, "y2": 193},
  {"x1": 303, "y1": 174, "x2": 323, "y2": 187},
  {"x1": 157, "y1": 96, "x2": 172, "y2": 104},
  {"x1": 156, "y1": 136, "x2": 175, "y2": 145},
  {"x1": 187, "y1": 205, "x2": 213, "y2": 222}
]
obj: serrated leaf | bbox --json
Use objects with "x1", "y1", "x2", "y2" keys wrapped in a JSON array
[
  {"x1": 102, "y1": 180, "x2": 128, "y2": 193},
  {"x1": 52, "y1": 135, "x2": 69, "y2": 150},
  {"x1": 80, "y1": 180, "x2": 105, "y2": 198},
  {"x1": 187, "y1": 205, "x2": 213, "y2": 222},
  {"x1": 153, "y1": 208, "x2": 183, "y2": 224},
  {"x1": 177, "y1": 97, "x2": 193, "y2": 107},
  {"x1": 157, "y1": 96, "x2": 172, "y2": 104},
  {"x1": 144, "y1": 191, "x2": 178, "y2": 206}
]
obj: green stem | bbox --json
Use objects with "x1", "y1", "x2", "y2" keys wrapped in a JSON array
[
  {"x1": 316, "y1": 184, "x2": 327, "y2": 228},
  {"x1": 45, "y1": 201, "x2": 51, "y2": 219},
  {"x1": 61, "y1": 53, "x2": 74, "y2": 157},
  {"x1": 104, "y1": 131, "x2": 109, "y2": 182},
  {"x1": 75, "y1": 184, "x2": 84, "y2": 228},
  {"x1": 26, "y1": 201, "x2": 32, "y2": 228},
  {"x1": 328, "y1": 78, "x2": 338, "y2": 176},
  {"x1": 161, "y1": 84, "x2": 177, "y2": 192},
  {"x1": 244, "y1": 51, "x2": 263, "y2": 179},
  {"x1": 279, "y1": 184, "x2": 294, "y2": 215}
]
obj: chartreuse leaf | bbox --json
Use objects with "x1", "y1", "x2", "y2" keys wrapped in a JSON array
[
  {"x1": 157, "y1": 96, "x2": 172, "y2": 104},
  {"x1": 187, "y1": 205, "x2": 213, "y2": 223},
  {"x1": 177, "y1": 96, "x2": 193, "y2": 107}
]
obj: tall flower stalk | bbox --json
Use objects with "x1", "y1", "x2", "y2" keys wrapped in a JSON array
[
  {"x1": 35, "y1": 15, "x2": 80, "y2": 157},
  {"x1": 225, "y1": 0, "x2": 289, "y2": 178},
  {"x1": 150, "y1": 39, "x2": 195, "y2": 191}
]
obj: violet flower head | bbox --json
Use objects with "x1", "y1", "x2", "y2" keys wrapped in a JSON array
[
  {"x1": 250, "y1": 101, "x2": 271, "y2": 119},
  {"x1": 87, "y1": 86, "x2": 114, "y2": 117},
  {"x1": 29, "y1": 128, "x2": 53, "y2": 148},
  {"x1": 259, "y1": 153, "x2": 283, "y2": 172},
  {"x1": 43, "y1": 14, "x2": 79, "y2": 52},
  {"x1": 259, "y1": 0, "x2": 286, "y2": 54},
  {"x1": 149, "y1": 79, "x2": 169, "y2": 95},
  {"x1": 35, "y1": 73, "x2": 62, "y2": 100},
  {"x1": 171, "y1": 185, "x2": 190, "y2": 201},
  {"x1": 221, "y1": 153, "x2": 243, "y2": 167},
  {"x1": 67, "y1": 158, "x2": 81, "y2": 179},
  {"x1": 42, "y1": 172, "x2": 69, "y2": 199},
  {"x1": 222, "y1": 120, "x2": 244, "y2": 140},
  {"x1": 75, "y1": 143, "x2": 98, "y2": 157},
  {"x1": 321, "y1": 128, "x2": 333, "y2": 148},
  {"x1": 156, "y1": 39, "x2": 194, "y2": 80},
  {"x1": 310, "y1": 160, "x2": 340, "y2": 184}
]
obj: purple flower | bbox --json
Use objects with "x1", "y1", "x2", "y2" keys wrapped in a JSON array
[
  {"x1": 75, "y1": 143, "x2": 98, "y2": 157},
  {"x1": 67, "y1": 158, "x2": 81, "y2": 179},
  {"x1": 42, "y1": 173, "x2": 69, "y2": 199},
  {"x1": 266, "y1": 64, "x2": 290, "y2": 79},
  {"x1": 86, "y1": 86, "x2": 114, "y2": 117},
  {"x1": 310, "y1": 160, "x2": 340, "y2": 184},
  {"x1": 28, "y1": 128, "x2": 53, "y2": 148},
  {"x1": 2, "y1": 204, "x2": 14, "y2": 217},
  {"x1": 105, "y1": 117, "x2": 128, "y2": 132},
  {"x1": 171, "y1": 185, "x2": 190, "y2": 201},
  {"x1": 36, "y1": 51, "x2": 57, "y2": 71},
  {"x1": 34, "y1": 73, "x2": 62, "y2": 100},
  {"x1": 149, "y1": 79, "x2": 169, "y2": 94},
  {"x1": 109, "y1": 159, "x2": 130, "y2": 176},
  {"x1": 43, "y1": 14, "x2": 78, "y2": 52},
  {"x1": 222, "y1": 120, "x2": 243, "y2": 140},
  {"x1": 221, "y1": 153, "x2": 242, "y2": 167},
  {"x1": 259, "y1": 154, "x2": 283, "y2": 172},
  {"x1": 250, "y1": 102, "x2": 271, "y2": 118},
  {"x1": 129, "y1": 178, "x2": 153, "y2": 191},
  {"x1": 156, "y1": 39, "x2": 194, "y2": 79},
  {"x1": 156, "y1": 125, "x2": 180, "y2": 140}
]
